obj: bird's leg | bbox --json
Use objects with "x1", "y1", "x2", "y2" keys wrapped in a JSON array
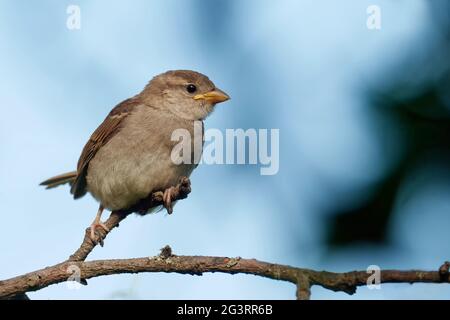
[
  {"x1": 89, "y1": 205, "x2": 110, "y2": 243},
  {"x1": 162, "y1": 186, "x2": 176, "y2": 214}
]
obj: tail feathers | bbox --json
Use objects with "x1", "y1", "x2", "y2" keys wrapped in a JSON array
[{"x1": 40, "y1": 171, "x2": 77, "y2": 189}]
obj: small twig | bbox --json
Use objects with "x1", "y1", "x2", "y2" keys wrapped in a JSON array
[
  {"x1": 296, "y1": 275, "x2": 311, "y2": 300},
  {"x1": 439, "y1": 261, "x2": 450, "y2": 280},
  {"x1": 68, "y1": 211, "x2": 128, "y2": 262}
]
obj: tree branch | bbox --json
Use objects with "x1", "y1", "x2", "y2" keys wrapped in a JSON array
[
  {"x1": 0, "y1": 177, "x2": 449, "y2": 299},
  {"x1": 1, "y1": 247, "x2": 449, "y2": 299}
]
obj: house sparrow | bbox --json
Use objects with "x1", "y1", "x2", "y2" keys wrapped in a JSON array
[{"x1": 40, "y1": 70, "x2": 230, "y2": 242}]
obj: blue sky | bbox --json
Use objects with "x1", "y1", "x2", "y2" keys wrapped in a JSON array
[{"x1": 0, "y1": 0, "x2": 449, "y2": 299}]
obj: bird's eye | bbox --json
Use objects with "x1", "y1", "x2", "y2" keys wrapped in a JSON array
[{"x1": 186, "y1": 84, "x2": 197, "y2": 94}]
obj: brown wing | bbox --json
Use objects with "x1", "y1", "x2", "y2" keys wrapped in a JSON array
[{"x1": 71, "y1": 97, "x2": 140, "y2": 199}]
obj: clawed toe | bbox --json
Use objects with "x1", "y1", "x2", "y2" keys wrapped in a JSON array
[
  {"x1": 163, "y1": 187, "x2": 175, "y2": 214},
  {"x1": 89, "y1": 205, "x2": 109, "y2": 245},
  {"x1": 89, "y1": 223, "x2": 109, "y2": 244}
]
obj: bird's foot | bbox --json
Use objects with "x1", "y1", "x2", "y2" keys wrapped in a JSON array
[
  {"x1": 89, "y1": 221, "x2": 110, "y2": 244},
  {"x1": 89, "y1": 206, "x2": 110, "y2": 245},
  {"x1": 163, "y1": 186, "x2": 176, "y2": 214}
]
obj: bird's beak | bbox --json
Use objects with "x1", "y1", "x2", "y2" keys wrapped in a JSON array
[{"x1": 194, "y1": 88, "x2": 230, "y2": 104}]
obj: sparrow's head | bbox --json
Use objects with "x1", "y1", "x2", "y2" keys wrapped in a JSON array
[{"x1": 140, "y1": 70, "x2": 230, "y2": 120}]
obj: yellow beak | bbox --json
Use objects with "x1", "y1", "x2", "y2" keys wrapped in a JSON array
[{"x1": 194, "y1": 88, "x2": 230, "y2": 104}]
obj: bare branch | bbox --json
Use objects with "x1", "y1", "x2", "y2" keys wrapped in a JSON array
[{"x1": 0, "y1": 248, "x2": 448, "y2": 299}]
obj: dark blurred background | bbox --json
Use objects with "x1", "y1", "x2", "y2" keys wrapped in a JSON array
[{"x1": 327, "y1": 1, "x2": 450, "y2": 248}]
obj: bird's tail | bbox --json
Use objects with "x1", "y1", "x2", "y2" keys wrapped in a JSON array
[{"x1": 40, "y1": 171, "x2": 77, "y2": 189}]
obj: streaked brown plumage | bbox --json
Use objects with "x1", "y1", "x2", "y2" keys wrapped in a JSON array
[{"x1": 40, "y1": 70, "x2": 230, "y2": 242}]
